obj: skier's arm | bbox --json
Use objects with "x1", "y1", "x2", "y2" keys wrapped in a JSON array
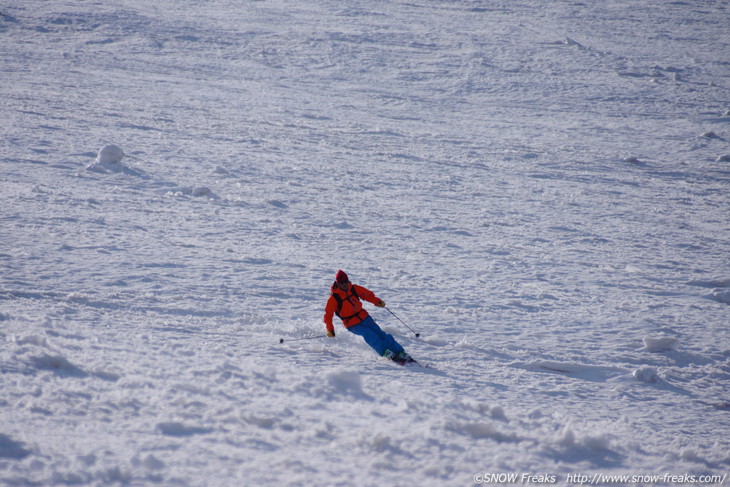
[
  {"x1": 353, "y1": 285, "x2": 383, "y2": 307},
  {"x1": 323, "y1": 296, "x2": 338, "y2": 333}
]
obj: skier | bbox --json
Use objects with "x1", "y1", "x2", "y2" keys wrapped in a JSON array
[{"x1": 324, "y1": 270, "x2": 415, "y2": 365}]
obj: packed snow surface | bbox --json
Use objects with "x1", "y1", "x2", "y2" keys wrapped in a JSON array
[{"x1": 2, "y1": 0, "x2": 730, "y2": 485}]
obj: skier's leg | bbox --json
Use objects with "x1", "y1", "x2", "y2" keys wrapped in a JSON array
[
  {"x1": 382, "y1": 331, "x2": 405, "y2": 355},
  {"x1": 362, "y1": 316, "x2": 406, "y2": 357},
  {"x1": 348, "y1": 317, "x2": 388, "y2": 356},
  {"x1": 370, "y1": 319, "x2": 412, "y2": 362},
  {"x1": 364, "y1": 317, "x2": 405, "y2": 355}
]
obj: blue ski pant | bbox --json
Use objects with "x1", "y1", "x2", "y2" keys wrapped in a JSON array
[{"x1": 348, "y1": 316, "x2": 404, "y2": 357}]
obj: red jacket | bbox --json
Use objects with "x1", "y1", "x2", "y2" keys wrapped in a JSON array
[{"x1": 324, "y1": 282, "x2": 381, "y2": 332}]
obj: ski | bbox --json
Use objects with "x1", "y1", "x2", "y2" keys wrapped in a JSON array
[{"x1": 401, "y1": 358, "x2": 433, "y2": 369}]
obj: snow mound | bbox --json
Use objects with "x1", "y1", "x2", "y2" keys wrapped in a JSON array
[
  {"x1": 87, "y1": 144, "x2": 129, "y2": 173},
  {"x1": 14, "y1": 334, "x2": 49, "y2": 347},
  {"x1": 706, "y1": 288, "x2": 730, "y2": 304},
  {"x1": 642, "y1": 337, "x2": 678, "y2": 353},
  {"x1": 163, "y1": 186, "x2": 219, "y2": 199},
  {"x1": 96, "y1": 144, "x2": 124, "y2": 165},
  {"x1": 192, "y1": 186, "x2": 214, "y2": 197},
  {"x1": 550, "y1": 37, "x2": 586, "y2": 49},
  {"x1": 680, "y1": 449, "x2": 706, "y2": 463},
  {"x1": 545, "y1": 425, "x2": 621, "y2": 465},
  {"x1": 559, "y1": 428, "x2": 615, "y2": 452},
  {"x1": 633, "y1": 366, "x2": 659, "y2": 383}
]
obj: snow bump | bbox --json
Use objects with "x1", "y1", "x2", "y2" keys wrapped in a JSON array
[
  {"x1": 633, "y1": 366, "x2": 659, "y2": 383},
  {"x1": 87, "y1": 144, "x2": 127, "y2": 173},
  {"x1": 642, "y1": 337, "x2": 678, "y2": 353}
]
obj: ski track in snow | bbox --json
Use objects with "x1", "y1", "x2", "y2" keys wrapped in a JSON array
[{"x1": 1, "y1": 0, "x2": 729, "y2": 485}]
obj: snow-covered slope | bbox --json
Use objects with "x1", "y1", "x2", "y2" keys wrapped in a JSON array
[{"x1": 2, "y1": 1, "x2": 729, "y2": 485}]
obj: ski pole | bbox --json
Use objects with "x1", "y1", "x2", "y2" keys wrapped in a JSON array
[
  {"x1": 279, "y1": 335, "x2": 328, "y2": 344},
  {"x1": 384, "y1": 306, "x2": 420, "y2": 338}
]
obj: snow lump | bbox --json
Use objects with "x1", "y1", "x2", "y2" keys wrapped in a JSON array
[
  {"x1": 642, "y1": 336, "x2": 678, "y2": 353},
  {"x1": 87, "y1": 144, "x2": 125, "y2": 172}
]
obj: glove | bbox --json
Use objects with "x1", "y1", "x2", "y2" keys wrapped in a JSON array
[
  {"x1": 327, "y1": 330, "x2": 336, "y2": 337},
  {"x1": 375, "y1": 300, "x2": 386, "y2": 308}
]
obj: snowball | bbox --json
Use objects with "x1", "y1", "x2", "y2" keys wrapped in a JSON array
[
  {"x1": 96, "y1": 144, "x2": 124, "y2": 165},
  {"x1": 87, "y1": 144, "x2": 135, "y2": 174},
  {"x1": 642, "y1": 336, "x2": 678, "y2": 352}
]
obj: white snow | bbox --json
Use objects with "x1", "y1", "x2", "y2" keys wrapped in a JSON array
[
  {"x1": 633, "y1": 366, "x2": 660, "y2": 384},
  {"x1": 86, "y1": 144, "x2": 128, "y2": 173},
  {"x1": 2, "y1": 0, "x2": 730, "y2": 485},
  {"x1": 642, "y1": 336, "x2": 679, "y2": 353}
]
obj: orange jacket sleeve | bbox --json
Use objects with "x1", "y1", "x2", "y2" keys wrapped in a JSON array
[
  {"x1": 352, "y1": 285, "x2": 380, "y2": 306},
  {"x1": 323, "y1": 295, "x2": 338, "y2": 333}
]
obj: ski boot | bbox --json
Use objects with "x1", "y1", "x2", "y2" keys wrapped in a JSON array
[
  {"x1": 397, "y1": 351, "x2": 416, "y2": 365},
  {"x1": 383, "y1": 349, "x2": 404, "y2": 365},
  {"x1": 383, "y1": 350, "x2": 414, "y2": 366}
]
